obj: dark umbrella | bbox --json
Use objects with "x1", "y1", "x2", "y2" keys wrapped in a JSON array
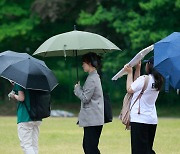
[
  {"x1": 0, "y1": 51, "x2": 47, "y2": 74},
  {"x1": 0, "y1": 51, "x2": 58, "y2": 91},
  {"x1": 154, "y1": 32, "x2": 180, "y2": 91}
]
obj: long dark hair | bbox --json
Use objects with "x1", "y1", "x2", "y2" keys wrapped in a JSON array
[{"x1": 147, "y1": 60, "x2": 164, "y2": 91}]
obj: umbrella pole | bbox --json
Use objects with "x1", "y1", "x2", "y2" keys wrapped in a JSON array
[{"x1": 75, "y1": 50, "x2": 79, "y2": 81}]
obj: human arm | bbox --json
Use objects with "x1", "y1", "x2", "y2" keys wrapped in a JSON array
[
  {"x1": 124, "y1": 64, "x2": 134, "y2": 94},
  {"x1": 134, "y1": 61, "x2": 141, "y2": 81},
  {"x1": 74, "y1": 78, "x2": 95, "y2": 103},
  {"x1": 10, "y1": 90, "x2": 25, "y2": 102}
]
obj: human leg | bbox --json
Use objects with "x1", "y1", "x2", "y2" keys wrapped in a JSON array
[
  {"x1": 83, "y1": 125, "x2": 103, "y2": 154},
  {"x1": 17, "y1": 122, "x2": 35, "y2": 154},
  {"x1": 148, "y1": 124, "x2": 157, "y2": 154},
  {"x1": 130, "y1": 122, "x2": 149, "y2": 154},
  {"x1": 32, "y1": 121, "x2": 41, "y2": 154}
]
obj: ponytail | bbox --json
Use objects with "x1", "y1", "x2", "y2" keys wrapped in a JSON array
[
  {"x1": 147, "y1": 63, "x2": 164, "y2": 91},
  {"x1": 152, "y1": 69, "x2": 164, "y2": 91}
]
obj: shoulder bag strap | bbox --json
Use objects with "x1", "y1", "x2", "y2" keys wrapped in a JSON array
[
  {"x1": 130, "y1": 75, "x2": 149, "y2": 113},
  {"x1": 141, "y1": 75, "x2": 149, "y2": 94}
]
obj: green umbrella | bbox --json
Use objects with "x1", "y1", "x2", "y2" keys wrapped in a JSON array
[{"x1": 33, "y1": 29, "x2": 121, "y2": 80}]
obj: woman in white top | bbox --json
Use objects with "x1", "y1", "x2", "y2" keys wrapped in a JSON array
[{"x1": 124, "y1": 57, "x2": 163, "y2": 154}]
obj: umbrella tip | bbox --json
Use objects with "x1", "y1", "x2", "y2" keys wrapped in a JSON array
[{"x1": 74, "y1": 25, "x2": 76, "y2": 31}]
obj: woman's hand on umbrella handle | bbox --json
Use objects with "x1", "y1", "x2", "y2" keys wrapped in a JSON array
[
  {"x1": 124, "y1": 64, "x2": 132, "y2": 73},
  {"x1": 74, "y1": 81, "x2": 80, "y2": 88}
]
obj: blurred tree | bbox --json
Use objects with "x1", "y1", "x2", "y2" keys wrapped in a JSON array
[
  {"x1": 78, "y1": 0, "x2": 180, "y2": 51},
  {"x1": 0, "y1": 0, "x2": 80, "y2": 102},
  {"x1": 77, "y1": 0, "x2": 180, "y2": 103},
  {"x1": 0, "y1": 0, "x2": 40, "y2": 99},
  {"x1": 0, "y1": 0, "x2": 41, "y2": 52},
  {"x1": 31, "y1": 0, "x2": 100, "y2": 23},
  {"x1": 0, "y1": 0, "x2": 179, "y2": 106}
]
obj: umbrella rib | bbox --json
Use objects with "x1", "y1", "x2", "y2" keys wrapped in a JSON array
[{"x1": 31, "y1": 62, "x2": 56, "y2": 90}]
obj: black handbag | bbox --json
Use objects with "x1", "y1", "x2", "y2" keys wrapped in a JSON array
[{"x1": 103, "y1": 93, "x2": 113, "y2": 123}]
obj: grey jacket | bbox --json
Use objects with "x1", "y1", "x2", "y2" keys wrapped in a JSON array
[{"x1": 74, "y1": 70, "x2": 104, "y2": 127}]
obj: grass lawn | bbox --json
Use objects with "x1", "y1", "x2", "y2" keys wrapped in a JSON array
[{"x1": 0, "y1": 117, "x2": 180, "y2": 154}]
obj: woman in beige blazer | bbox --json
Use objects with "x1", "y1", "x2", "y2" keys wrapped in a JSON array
[{"x1": 74, "y1": 52, "x2": 104, "y2": 154}]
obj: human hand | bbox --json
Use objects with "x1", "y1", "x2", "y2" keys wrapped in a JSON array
[
  {"x1": 74, "y1": 81, "x2": 80, "y2": 88},
  {"x1": 124, "y1": 64, "x2": 132, "y2": 73},
  {"x1": 135, "y1": 61, "x2": 141, "y2": 70},
  {"x1": 8, "y1": 91, "x2": 15, "y2": 100}
]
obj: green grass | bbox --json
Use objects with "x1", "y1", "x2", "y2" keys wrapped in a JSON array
[{"x1": 0, "y1": 117, "x2": 180, "y2": 154}]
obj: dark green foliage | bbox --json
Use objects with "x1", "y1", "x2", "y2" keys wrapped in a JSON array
[
  {"x1": 77, "y1": 0, "x2": 180, "y2": 104},
  {"x1": 0, "y1": 0, "x2": 179, "y2": 107}
]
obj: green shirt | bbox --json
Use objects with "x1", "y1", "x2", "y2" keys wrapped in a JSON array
[{"x1": 13, "y1": 84, "x2": 32, "y2": 124}]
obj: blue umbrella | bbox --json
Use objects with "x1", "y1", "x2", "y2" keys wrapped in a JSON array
[{"x1": 154, "y1": 32, "x2": 180, "y2": 91}]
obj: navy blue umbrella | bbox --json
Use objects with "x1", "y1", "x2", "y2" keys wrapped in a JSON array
[
  {"x1": 0, "y1": 51, "x2": 58, "y2": 91},
  {"x1": 0, "y1": 51, "x2": 46, "y2": 74},
  {"x1": 154, "y1": 32, "x2": 180, "y2": 91}
]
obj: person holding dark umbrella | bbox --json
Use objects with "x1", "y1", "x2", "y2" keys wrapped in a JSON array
[
  {"x1": 9, "y1": 81, "x2": 42, "y2": 154},
  {"x1": 0, "y1": 51, "x2": 57, "y2": 154},
  {"x1": 74, "y1": 52, "x2": 104, "y2": 154}
]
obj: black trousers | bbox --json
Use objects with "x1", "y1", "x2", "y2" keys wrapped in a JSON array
[
  {"x1": 130, "y1": 122, "x2": 157, "y2": 154},
  {"x1": 83, "y1": 125, "x2": 103, "y2": 154}
]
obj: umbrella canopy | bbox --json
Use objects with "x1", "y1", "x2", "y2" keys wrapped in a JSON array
[
  {"x1": 33, "y1": 30, "x2": 121, "y2": 81},
  {"x1": 0, "y1": 51, "x2": 58, "y2": 91},
  {"x1": 154, "y1": 32, "x2": 180, "y2": 90},
  {"x1": 33, "y1": 30, "x2": 121, "y2": 57},
  {"x1": 0, "y1": 51, "x2": 46, "y2": 74},
  {"x1": 112, "y1": 45, "x2": 154, "y2": 80}
]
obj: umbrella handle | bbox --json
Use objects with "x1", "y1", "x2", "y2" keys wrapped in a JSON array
[{"x1": 75, "y1": 50, "x2": 79, "y2": 82}]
